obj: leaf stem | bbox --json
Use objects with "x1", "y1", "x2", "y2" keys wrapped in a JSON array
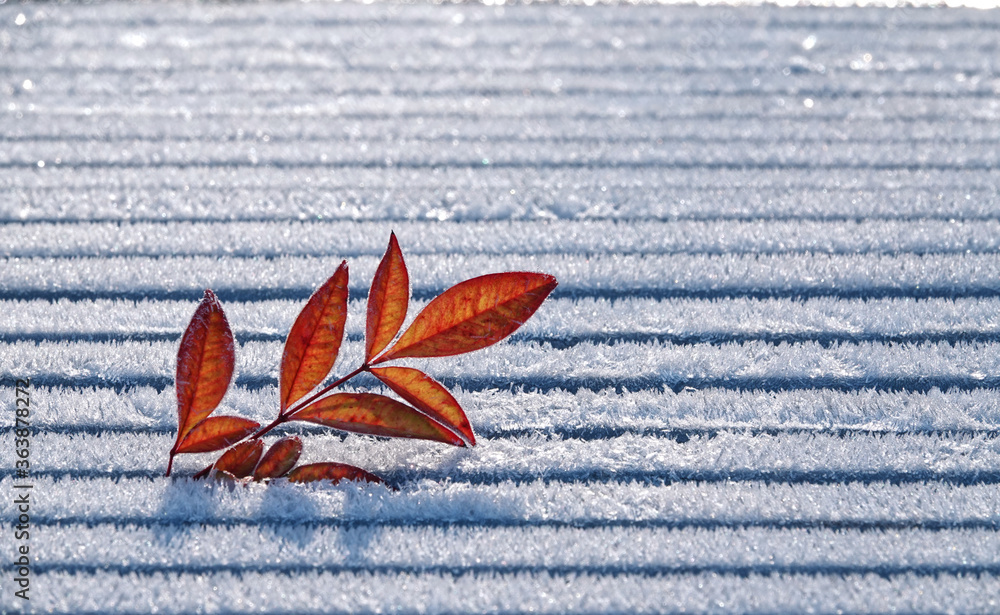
[
  {"x1": 283, "y1": 364, "x2": 369, "y2": 419},
  {"x1": 186, "y1": 364, "x2": 372, "y2": 479},
  {"x1": 255, "y1": 364, "x2": 369, "y2": 440}
]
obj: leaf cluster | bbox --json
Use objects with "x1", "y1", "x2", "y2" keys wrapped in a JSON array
[{"x1": 165, "y1": 233, "x2": 557, "y2": 484}]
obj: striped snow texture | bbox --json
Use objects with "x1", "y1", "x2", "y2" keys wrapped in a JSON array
[{"x1": 2, "y1": 2, "x2": 1000, "y2": 613}]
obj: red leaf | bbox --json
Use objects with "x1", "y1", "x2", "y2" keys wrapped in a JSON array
[
  {"x1": 212, "y1": 439, "x2": 264, "y2": 478},
  {"x1": 280, "y1": 261, "x2": 349, "y2": 412},
  {"x1": 375, "y1": 272, "x2": 557, "y2": 362},
  {"x1": 173, "y1": 289, "x2": 235, "y2": 450},
  {"x1": 253, "y1": 436, "x2": 303, "y2": 480},
  {"x1": 175, "y1": 416, "x2": 260, "y2": 454},
  {"x1": 365, "y1": 232, "x2": 409, "y2": 362},
  {"x1": 292, "y1": 392, "x2": 465, "y2": 446},
  {"x1": 370, "y1": 366, "x2": 475, "y2": 445},
  {"x1": 286, "y1": 462, "x2": 385, "y2": 485}
]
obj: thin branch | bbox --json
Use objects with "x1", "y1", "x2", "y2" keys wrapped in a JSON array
[
  {"x1": 283, "y1": 364, "x2": 370, "y2": 419},
  {"x1": 182, "y1": 364, "x2": 372, "y2": 479}
]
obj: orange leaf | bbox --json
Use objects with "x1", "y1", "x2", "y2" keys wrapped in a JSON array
[
  {"x1": 292, "y1": 392, "x2": 465, "y2": 446},
  {"x1": 375, "y1": 272, "x2": 557, "y2": 362},
  {"x1": 286, "y1": 462, "x2": 384, "y2": 485},
  {"x1": 365, "y1": 232, "x2": 409, "y2": 361},
  {"x1": 253, "y1": 436, "x2": 303, "y2": 480},
  {"x1": 370, "y1": 366, "x2": 475, "y2": 445},
  {"x1": 280, "y1": 261, "x2": 349, "y2": 412},
  {"x1": 175, "y1": 416, "x2": 260, "y2": 454},
  {"x1": 173, "y1": 289, "x2": 235, "y2": 450},
  {"x1": 212, "y1": 439, "x2": 263, "y2": 478}
]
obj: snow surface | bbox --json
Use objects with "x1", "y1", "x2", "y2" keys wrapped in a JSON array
[{"x1": 2, "y1": 1, "x2": 1000, "y2": 613}]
